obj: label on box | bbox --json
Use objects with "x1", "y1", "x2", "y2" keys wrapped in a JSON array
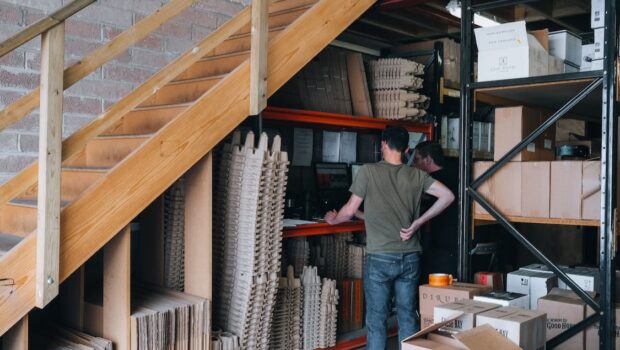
[{"x1": 527, "y1": 143, "x2": 536, "y2": 152}]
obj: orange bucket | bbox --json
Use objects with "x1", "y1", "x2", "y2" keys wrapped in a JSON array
[{"x1": 428, "y1": 273, "x2": 453, "y2": 287}]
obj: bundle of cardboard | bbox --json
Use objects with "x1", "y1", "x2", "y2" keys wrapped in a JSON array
[
  {"x1": 163, "y1": 179, "x2": 186, "y2": 291},
  {"x1": 301, "y1": 266, "x2": 339, "y2": 350},
  {"x1": 212, "y1": 131, "x2": 289, "y2": 349},
  {"x1": 271, "y1": 266, "x2": 303, "y2": 350},
  {"x1": 32, "y1": 326, "x2": 113, "y2": 350}
]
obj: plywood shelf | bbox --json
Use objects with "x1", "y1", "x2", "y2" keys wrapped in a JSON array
[
  {"x1": 283, "y1": 220, "x2": 365, "y2": 238},
  {"x1": 443, "y1": 148, "x2": 493, "y2": 160},
  {"x1": 262, "y1": 106, "x2": 434, "y2": 138},
  {"x1": 474, "y1": 213, "x2": 600, "y2": 227}
]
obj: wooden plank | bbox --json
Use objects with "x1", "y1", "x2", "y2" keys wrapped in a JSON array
[
  {"x1": 59, "y1": 266, "x2": 84, "y2": 330},
  {"x1": 0, "y1": 0, "x2": 194, "y2": 132},
  {"x1": 213, "y1": 26, "x2": 285, "y2": 56},
  {"x1": 36, "y1": 22, "x2": 64, "y2": 309},
  {"x1": 83, "y1": 301, "x2": 103, "y2": 337},
  {"x1": 0, "y1": 0, "x2": 94, "y2": 58},
  {"x1": 473, "y1": 213, "x2": 600, "y2": 227},
  {"x1": 102, "y1": 104, "x2": 188, "y2": 136},
  {"x1": 250, "y1": 0, "x2": 269, "y2": 115},
  {"x1": 63, "y1": 135, "x2": 149, "y2": 168},
  {"x1": 174, "y1": 51, "x2": 250, "y2": 80},
  {"x1": 140, "y1": 75, "x2": 224, "y2": 107},
  {"x1": 184, "y1": 153, "x2": 212, "y2": 299},
  {"x1": 2, "y1": 315, "x2": 28, "y2": 350},
  {"x1": 20, "y1": 168, "x2": 105, "y2": 202},
  {"x1": 0, "y1": 5, "x2": 252, "y2": 214},
  {"x1": 0, "y1": 0, "x2": 374, "y2": 335},
  {"x1": 137, "y1": 196, "x2": 165, "y2": 286},
  {"x1": 0, "y1": 204, "x2": 37, "y2": 237},
  {"x1": 103, "y1": 225, "x2": 131, "y2": 350},
  {"x1": 237, "y1": 5, "x2": 311, "y2": 35}
]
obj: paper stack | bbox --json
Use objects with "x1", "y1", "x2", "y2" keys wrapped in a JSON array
[
  {"x1": 318, "y1": 278, "x2": 339, "y2": 348},
  {"x1": 302, "y1": 266, "x2": 322, "y2": 350},
  {"x1": 213, "y1": 131, "x2": 290, "y2": 349},
  {"x1": 368, "y1": 58, "x2": 430, "y2": 121},
  {"x1": 163, "y1": 179, "x2": 185, "y2": 291},
  {"x1": 32, "y1": 326, "x2": 113, "y2": 350},
  {"x1": 271, "y1": 266, "x2": 303, "y2": 350},
  {"x1": 211, "y1": 331, "x2": 240, "y2": 350}
]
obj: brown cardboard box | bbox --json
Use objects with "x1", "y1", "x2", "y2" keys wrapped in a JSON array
[
  {"x1": 419, "y1": 283, "x2": 493, "y2": 316},
  {"x1": 556, "y1": 119, "x2": 586, "y2": 142},
  {"x1": 538, "y1": 289, "x2": 589, "y2": 350},
  {"x1": 494, "y1": 106, "x2": 555, "y2": 162},
  {"x1": 522, "y1": 161, "x2": 551, "y2": 218},
  {"x1": 434, "y1": 300, "x2": 500, "y2": 332},
  {"x1": 582, "y1": 161, "x2": 601, "y2": 220},
  {"x1": 421, "y1": 314, "x2": 434, "y2": 329},
  {"x1": 585, "y1": 304, "x2": 620, "y2": 349},
  {"x1": 473, "y1": 162, "x2": 494, "y2": 215},
  {"x1": 494, "y1": 162, "x2": 522, "y2": 216},
  {"x1": 550, "y1": 161, "x2": 583, "y2": 219},
  {"x1": 476, "y1": 307, "x2": 547, "y2": 350},
  {"x1": 403, "y1": 320, "x2": 521, "y2": 350}
]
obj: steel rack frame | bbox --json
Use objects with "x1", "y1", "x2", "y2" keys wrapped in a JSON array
[{"x1": 458, "y1": 0, "x2": 618, "y2": 348}]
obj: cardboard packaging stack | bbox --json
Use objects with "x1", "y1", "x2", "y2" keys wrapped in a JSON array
[
  {"x1": 367, "y1": 58, "x2": 430, "y2": 121},
  {"x1": 211, "y1": 332, "x2": 240, "y2": 350},
  {"x1": 31, "y1": 326, "x2": 113, "y2": 350},
  {"x1": 506, "y1": 268, "x2": 557, "y2": 309},
  {"x1": 271, "y1": 266, "x2": 303, "y2": 350},
  {"x1": 419, "y1": 282, "x2": 492, "y2": 328},
  {"x1": 163, "y1": 179, "x2": 186, "y2": 292},
  {"x1": 433, "y1": 299, "x2": 500, "y2": 332},
  {"x1": 212, "y1": 131, "x2": 289, "y2": 349},
  {"x1": 301, "y1": 266, "x2": 339, "y2": 350}
]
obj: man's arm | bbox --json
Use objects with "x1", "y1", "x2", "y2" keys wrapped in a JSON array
[
  {"x1": 400, "y1": 180, "x2": 455, "y2": 241},
  {"x1": 324, "y1": 194, "x2": 364, "y2": 225}
]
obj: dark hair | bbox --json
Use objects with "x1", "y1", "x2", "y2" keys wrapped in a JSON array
[
  {"x1": 381, "y1": 126, "x2": 409, "y2": 152},
  {"x1": 415, "y1": 141, "x2": 445, "y2": 167}
]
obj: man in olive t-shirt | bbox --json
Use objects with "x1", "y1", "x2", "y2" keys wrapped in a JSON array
[{"x1": 324, "y1": 126, "x2": 454, "y2": 349}]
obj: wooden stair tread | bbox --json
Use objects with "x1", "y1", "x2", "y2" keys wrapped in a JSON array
[
  {"x1": 62, "y1": 166, "x2": 111, "y2": 173},
  {"x1": 9, "y1": 198, "x2": 71, "y2": 209},
  {"x1": 95, "y1": 133, "x2": 152, "y2": 139},
  {"x1": 0, "y1": 233, "x2": 22, "y2": 256},
  {"x1": 228, "y1": 25, "x2": 287, "y2": 40},
  {"x1": 132, "y1": 102, "x2": 192, "y2": 111},
  {"x1": 170, "y1": 73, "x2": 227, "y2": 85}
]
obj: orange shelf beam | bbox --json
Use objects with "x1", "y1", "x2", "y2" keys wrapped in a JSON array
[
  {"x1": 263, "y1": 106, "x2": 434, "y2": 139},
  {"x1": 283, "y1": 221, "x2": 365, "y2": 238}
]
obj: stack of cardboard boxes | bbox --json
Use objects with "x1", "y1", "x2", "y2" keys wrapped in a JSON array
[{"x1": 473, "y1": 105, "x2": 601, "y2": 221}]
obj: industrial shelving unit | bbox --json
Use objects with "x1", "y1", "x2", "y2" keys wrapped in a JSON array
[{"x1": 458, "y1": 0, "x2": 618, "y2": 349}]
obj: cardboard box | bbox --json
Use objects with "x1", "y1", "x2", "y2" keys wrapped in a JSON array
[
  {"x1": 475, "y1": 21, "x2": 548, "y2": 82},
  {"x1": 421, "y1": 314, "x2": 435, "y2": 329},
  {"x1": 521, "y1": 162, "x2": 551, "y2": 218},
  {"x1": 558, "y1": 267, "x2": 599, "y2": 293},
  {"x1": 594, "y1": 28, "x2": 604, "y2": 60},
  {"x1": 591, "y1": 59, "x2": 603, "y2": 71},
  {"x1": 474, "y1": 292, "x2": 530, "y2": 309},
  {"x1": 441, "y1": 117, "x2": 448, "y2": 149},
  {"x1": 548, "y1": 30, "x2": 582, "y2": 66},
  {"x1": 434, "y1": 300, "x2": 500, "y2": 332},
  {"x1": 520, "y1": 264, "x2": 550, "y2": 273},
  {"x1": 473, "y1": 162, "x2": 494, "y2": 215},
  {"x1": 474, "y1": 272, "x2": 504, "y2": 291},
  {"x1": 481, "y1": 123, "x2": 493, "y2": 153},
  {"x1": 538, "y1": 288, "x2": 594, "y2": 350},
  {"x1": 507, "y1": 269, "x2": 557, "y2": 309},
  {"x1": 550, "y1": 161, "x2": 583, "y2": 219},
  {"x1": 494, "y1": 106, "x2": 554, "y2": 162},
  {"x1": 392, "y1": 38, "x2": 460, "y2": 88},
  {"x1": 473, "y1": 121, "x2": 483, "y2": 151},
  {"x1": 548, "y1": 55, "x2": 564, "y2": 75},
  {"x1": 494, "y1": 162, "x2": 522, "y2": 217},
  {"x1": 591, "y1": 0, "x2": 604, "y2": 28},
  {"x1": 556, "y1": 119, "x2": 586, "y2": 142},
  {"x1": 447, "y1": 118, "x2": 459, "y2": 150},
  {"x1": 582, "y1": 161, "x2": 601, "y2": 220},
  {"x1": 403, "y1": 322, "x2": 521, "y2": 350},
  {"x1": 419, "y1": 283, "x2": 493, "y2": 316},
  {"x1": 476, "y1": 307, "x2": 546, "y2": 350},
  {"x1": 585, "y1": 304, "x2": 620, "y2": 349},
  {"x1": 580, "y1": 44, "x2": 594, "y2": 71}
]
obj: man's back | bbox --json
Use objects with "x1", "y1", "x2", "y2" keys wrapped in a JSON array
[{"x1": 350, "y1": 161, "x2": 434, "y2": 253}]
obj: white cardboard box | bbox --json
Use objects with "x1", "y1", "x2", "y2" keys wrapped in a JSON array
[
  {"x1": 473, "y1": 121, "x2": 483, "y2": 151},
  {"x1": 447, "y1": 118, "x2": 459, "y2": 149},
  {"x1": 594, "y1": 28, "x2": 604, "y2": 60},
  {"x1": 591, "y1": 0, "x2": 604, "y2": 28},
  {"x1": 548, "y1": 30, "x2": 582, "y2": 66},
  {"x1": 558, "y1": 267, "x2": 600, "y2": 293},
  {"x1": 581, "y1": 44, "x2": 594, "y2": 71},
  {"x1": 475, "y1": 21, "x2": 548, "y2": 82},
  {"x1": 476, "y1": 307, "x2": 547, "y2": 350},
  {"x1": 507, "y1": 269, "x2": 557, "y2": 309},
  {"x1": 592, "y1": 59, "x2": 603, "y2": 71},
  {"x1": 480, "y1": 123, "x2": 493, "y2": 153},
  {"x1": 440, "y1": 116, "x2": 448, "y2": 149},
  {"x1": 433, "y1": 300, "x2": 500, "y2": 332},
  {"x1": 474, "y1": 291, "x2": 529, "y2": 310}
]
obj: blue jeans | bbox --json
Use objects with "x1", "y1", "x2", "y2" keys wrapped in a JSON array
[{"x1": 364, "y1": 252, "x2": 421, "y2": 350}]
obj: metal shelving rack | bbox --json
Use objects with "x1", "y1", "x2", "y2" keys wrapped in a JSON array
[{"x1": 458, "y1": 0, "x2": 618, "y2": 349}]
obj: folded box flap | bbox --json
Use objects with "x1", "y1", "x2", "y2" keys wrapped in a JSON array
[
  {"x1": 454, "y1": 325, "x2": 522, "y2": 350},
  {"x1": 402, "y1": 316, "x2": 461, "y2": 343}
]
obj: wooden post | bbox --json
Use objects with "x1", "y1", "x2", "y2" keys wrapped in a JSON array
[
  {"x1": 36, "y1": 22, "x2": 64, "y2": 309},
  {"x1": 2, "y1": 316, "x2": 28, "y2": 350},
  {"x1": 103, "y1": 225, "x2": 131, "y2": 350},
  {"x1": 249, "y1": 0, "x2": 268, "y2": 115},
  {"x1": 184, "y1": 153, "x2": 213, "y2": 350}
]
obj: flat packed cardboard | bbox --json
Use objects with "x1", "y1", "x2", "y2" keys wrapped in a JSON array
[
  {"x1": 474, "y1": 292, "x2": 530, "y2": 309},
  {"x1": 434, "y1": 300, "x2": 500, "y2": 332},
  {"x1": 403, "y1": 320, "x2": 521, "y2": 350},
  {"x1": 419, "y1": 283, "x2": 493, "y2": 316},
  {"x1": 494, "y1": 162, "x2": 522, "y2": 217},
  {"x1": 550, "y1": 161, "x2": 583, "y2": 219},
  {"x1": 476, "y1": 307, "x2": 546, "y2": 350},
  {"x1": 538, "y1": 288, "x2": 594, "y2": 350},
  {"x1": 475, "y1": 21, "x2": 548, "y2": 82},
  {"x1": 548, "y1": 30, "x2": 582, "y2": 66},
  {"x1": 582, "y1": 161, "x2": 601, "y2": 220},
  {"x1": 507, "y1": 269, "x2": 557, "y2": 309},
  {"x1": 521, "y1": 162, "x2": 551, "y2": 218},
  {"x1": 494, "y1": 106, "x2": 554, "y2": 162},
  {"x1": 473, "y1": 162, "x2": 494, "y2": 215}
]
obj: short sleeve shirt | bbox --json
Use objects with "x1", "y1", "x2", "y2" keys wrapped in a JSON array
[{"x1": 349, "y1": 161, "x2": 435, "y2": 253}]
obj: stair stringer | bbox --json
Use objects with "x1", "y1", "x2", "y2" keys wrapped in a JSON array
[{"x1": 0, "y1": 0, "x2": 377, "y2": 336}]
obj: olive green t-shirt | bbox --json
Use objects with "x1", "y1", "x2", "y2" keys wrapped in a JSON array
[{"x1": 350, "y1": 161, "x2": 435, "y2": 253}]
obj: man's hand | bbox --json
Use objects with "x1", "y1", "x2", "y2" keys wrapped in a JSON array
[
  {"x1": 400, "y1": 220, "x2": 421, "y2": 241},
  {"x1": 324, "y1": 209, "x2": 338, "y2": 225}
]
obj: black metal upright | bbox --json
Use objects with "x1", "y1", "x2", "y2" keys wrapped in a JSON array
[
  {"x1": 458, "y1": 0, "x2": 618, "y2": 348},
  {"x1": 457, "y1": 0, "x2": 473, "y2": 282}
]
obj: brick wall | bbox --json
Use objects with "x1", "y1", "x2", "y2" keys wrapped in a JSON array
[{"x1": 0, "y1": 0, "x2": 250, "y2": 183}]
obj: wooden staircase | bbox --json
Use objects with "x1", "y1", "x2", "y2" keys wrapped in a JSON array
[{"x1": 0, "y1": 0, "x2": 376, "y2": 337}]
